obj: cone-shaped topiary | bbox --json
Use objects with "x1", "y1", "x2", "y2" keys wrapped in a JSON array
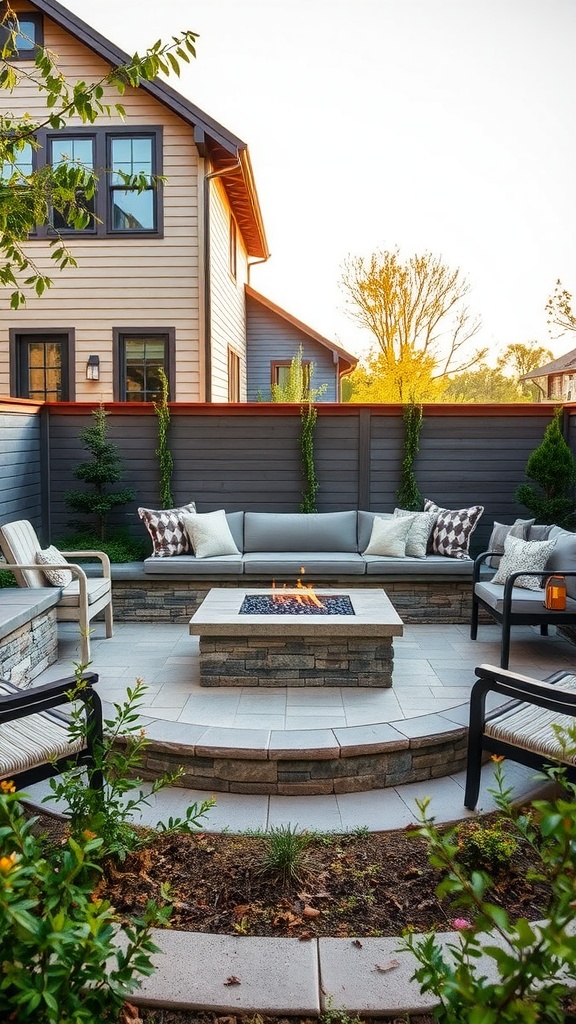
[
  {"x1": 515, "y1": 407, "x2": 576, "y2": 525},
  {"x1": 65, "y1": 406, "x2": 135, "y2": 540}
]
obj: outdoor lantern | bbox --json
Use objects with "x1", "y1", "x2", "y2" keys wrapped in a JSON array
[
  {"x1": 86, "y1": 355, "x2": 100, "y2": 381},
  {"x1": 544, "y1": 575, "x2": 567, "y2": 611}
]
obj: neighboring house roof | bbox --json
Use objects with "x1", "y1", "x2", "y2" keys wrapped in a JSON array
[
  {"x1": 25, "y1": 0, "x2": 270, "y2": 258},
  {"x1": 521, "y1": 346, "x2": 576, "y2": 381},
  {"x1": 245, "y1": 285, "x2": 358, "y2": 374}
]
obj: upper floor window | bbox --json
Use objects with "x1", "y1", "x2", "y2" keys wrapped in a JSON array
[
  {"x1": 0, "y1": 12, "x2": 43, "y2": 59},
  {"x1": 228, "y1": 347, "x2": 240, "y2": 402},
  {"x1": 109, "y1": 136, "x2": 155, "y2": 231},
  {"x1": 229, "y1": 215, "x2": 237, "y2": 279},
  {"x1": 50, "y1": 135, "x2": 95, "y2": 231},
  {"x1": 0, "y1": 140, "x2": 33, "y2": 180}
]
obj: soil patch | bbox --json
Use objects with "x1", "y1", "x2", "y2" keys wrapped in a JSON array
[{"x1": 96, "y1": 817, "x2": 550, "y2": 940}]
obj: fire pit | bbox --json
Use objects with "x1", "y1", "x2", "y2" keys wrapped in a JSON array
[{"x1": 189, "y1": 587, "x2": 403, "y2": 688}]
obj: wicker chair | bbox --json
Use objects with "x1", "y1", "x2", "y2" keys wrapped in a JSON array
[{"x1": 464, "y1": 663, "x2": 576, "y2": 809}]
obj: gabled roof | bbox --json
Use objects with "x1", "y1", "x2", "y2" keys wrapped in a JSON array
[
  {"x1": 22, "y1": 0, "x2": 269, "y2": 258},
  {"x1": 522, "y1": 346, "x2": 576, "y2": 380},
  {"x1": 246, "y1": 285, "x2": 358, "y2": 373}
]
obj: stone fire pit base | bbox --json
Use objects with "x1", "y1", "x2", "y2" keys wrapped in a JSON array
[
  {"x1": 190, "y1": 588, "x2": 403, "y2": 688},
  {"x1": 199, "y1": 635, "x2": 394, "y2": 687}
]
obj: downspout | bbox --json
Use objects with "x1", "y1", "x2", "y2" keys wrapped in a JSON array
[
  {"x1": 247, "y1": 256, "x2": 269, "y2": 284},
  {"x1": 202, "y1": 159, "x2": 241, "y2": 402}
]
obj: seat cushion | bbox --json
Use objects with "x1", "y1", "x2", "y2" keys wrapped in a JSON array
[
  {"x1": 485, "y1": 673, "x2": 576, "y2": 765},
  {"x1": 57, "y1": 577, "x2": 111, "y2": 607},
  {"x1": 242, "y1": 551, "x2": 366, "y2": 576},
  {"x1": 365, "y1": 554, "x2": 474, "y2": 576},
  {"x1": 144, "y1": 555, "x2": 243, "y2": 576},
  {"x1": 0, "y1": 681, "x2": 82, "y2": 779},
  {"x1": 475, "y1": 580, "x2": 576, "y2": 615}
]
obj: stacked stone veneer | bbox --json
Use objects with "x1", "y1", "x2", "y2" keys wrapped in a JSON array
[
  {"x1": 199, "y1": 635, "x2": 393, "y2": 687},
  {"x1": 0, "y1": 599, "x2": 59, "y2": 685},
  {"x1": 109, "y1": 574, "x2": 473, "y2": 625},
  {"x1": 130, "y1": 723, "x2": 468, "y2": 795}
]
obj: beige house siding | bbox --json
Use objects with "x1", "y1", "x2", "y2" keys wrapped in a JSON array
[
  {"x1": 208, "y1": 179, "x2": 248, "y2": 402},
  {"x1": 2, "y1": 13, "x2": 202, "y2": 401}
]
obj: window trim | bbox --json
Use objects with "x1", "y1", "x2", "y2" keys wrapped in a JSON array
[
  {"x1": 113, "y1": 327, "x2": 175, "y2": 402},
  {"x1": 271, "y1": 359, "x2": 311, "y2": 388},
  {"x1": 9, "y1": 328, "x2": 75, "y2": 401},
  {"x1": 229, "y1": 214, "x2": 237, "y2": 280},
  {"x1": 35, "y1": 125, "x2": 164, "y2": 238},
  {"x1": 0, "y1": 11, "x2": 43, "y2": 60}
]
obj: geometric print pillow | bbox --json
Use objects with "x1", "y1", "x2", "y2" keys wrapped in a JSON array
[
  {"x1": 491, "y1": 534, "x2": 557, "y2": 591},
  {"x1": 137, "y1": 501, "x2": 197, "y2": 557},
  {"x1": 424, "y1": 498, "x2": 484, "y2": 560}
]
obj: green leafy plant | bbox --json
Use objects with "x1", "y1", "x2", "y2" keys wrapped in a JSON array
[
  {"x1": 397, "y1": 402, "x2": 423, "y2": 510},
  {"x1": 0, "y1": 568, "x2": 16, "y2": 588},
  {"x1": 260, "y1": 823, "x2": 311, "y2": 886},
  {"x1": 47, "y1": 673, "x2": 213, "y2": 860},
  {"x1": 399, "y1": 752, "x2": 576, "y2": 1023},
  {"x1": 300, "y1": 401, "x2": 320, "y2": 513},
  {"x1": 454, "y1": 817, "x2": 518, "y2": 874},
  {"x1": 54, "y1": 526, "x2": 147, "y2": 563},
  {"x1": 154, "y1": 368, "x2": 174, "y2": 508},
  {"x1": 0, "y1": 783, "x2": 171, "y2": 1022},
  {"x1": 65, "y1": 406, "x2": 135, "y2": 542},
  {"x1": 515, "y1": 407, "x2": 576, "y2": 525}
]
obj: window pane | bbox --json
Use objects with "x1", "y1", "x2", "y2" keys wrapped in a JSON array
[
  {"x1": 112, "y1": 189, "x2": 154, "y2": 230},
  {"x1": 111, "y1": 137, "x2": 152, "y2": 182},
  {"x1": 124, "y1": 336, "x2": 166, "y2": 401},
  {"x1": 51, "y1": 137, "x2": 93, "y2": 169},
  {"x1": 1, "y1": 141, "x2": 33, "y2": 179},
  {"x1": 23, "y1": 338, "x2": 64, "y2": 401},
  {"x1": 275, "y1": 366, "x2": 290, "y2": 387}
]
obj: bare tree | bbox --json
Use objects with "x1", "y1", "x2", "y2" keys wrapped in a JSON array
[
  {"x1": 546, "y1": 279, "x2": 576, "y2": 339},
  {"x1": 341, "y1": 248, "x2": 486, "y2": 378}
]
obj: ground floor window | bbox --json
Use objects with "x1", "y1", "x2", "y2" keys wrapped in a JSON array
[
  {"x1": 228, "y1": 347, "x2": 241, "y2": 402},
  {"x1": 114, "y1": 329, "x2": 174, "y2": 402},
  {"x1": 10, "y1": 330, "x2": 73, "y2": 400}
]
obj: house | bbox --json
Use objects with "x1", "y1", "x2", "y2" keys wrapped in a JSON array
[
  {"x1": 0, "y1": 0, "x2": 356, "y2": 404},
  {"x1": 245, "y1": 286, "x2": 357, "y2": 401},
  {"x1": 521, "y1": 346, "x2": 576, "y2": 402}
]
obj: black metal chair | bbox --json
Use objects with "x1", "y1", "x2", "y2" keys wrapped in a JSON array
[
  {"x1": 464, "y1": 663, "x2": 576, "y2": 810},
  {"x1": 0, "y1": 672, "x2": 103, "y2": 792},
  {"x1": 470, "y1": 552, "x2": 576, "y2": 669}
]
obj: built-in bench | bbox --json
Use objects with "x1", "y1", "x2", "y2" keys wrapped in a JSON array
[{"x1": 0, "y1": 589, "x2": 60, "y2": 685}]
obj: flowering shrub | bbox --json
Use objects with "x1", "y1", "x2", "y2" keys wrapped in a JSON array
[{"x1": 400, "y1": 751, "x2": 576, "y2": 1023}]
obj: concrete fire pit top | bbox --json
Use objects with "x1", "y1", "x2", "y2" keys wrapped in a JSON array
[{"x1": 189, "y1": 587, "x2": 403, "y2": 638}]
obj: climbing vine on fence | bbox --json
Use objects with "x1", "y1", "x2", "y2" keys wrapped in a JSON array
[
  {"x1": 300, "y1": 402, "x2": 320, "y2": 513},
  {"x1": 154, "y1": 369, "x2": 174, "y2": 508},
  {"x1": 397, "y1": 402, "x2": 423, "y2": 510}
]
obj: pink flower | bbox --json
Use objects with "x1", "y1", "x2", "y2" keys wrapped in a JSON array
[{"x1": 452, "y1": 918, "x2": 472, "y2": 931}]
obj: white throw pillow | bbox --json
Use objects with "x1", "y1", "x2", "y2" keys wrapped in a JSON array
[
  {"x1": 393, "y1": 508, "x2": 438, "y2": 559},
  {"x1": 362, "y1": 515, "x2": 413, "y2": 557},
  {"x1": 35, "y1": 546, "x2": 73, "y2": 587},
  {"x1": 182, "y1": 510, "x2": 240, "y2": 559},
  {"x1": 491, "y1": 535, "x2": 557, "y2": 591}
]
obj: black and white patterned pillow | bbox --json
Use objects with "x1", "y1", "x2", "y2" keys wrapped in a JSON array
[
  {"x1": 424, "y1": 499, "x2": 484, "y2": 560},
  {"x1": 491, "y1": 535, "x2": 557, "y2": 590},
  {"x1": 138, "y1": 501, "x2": 197, "y2": 557}
]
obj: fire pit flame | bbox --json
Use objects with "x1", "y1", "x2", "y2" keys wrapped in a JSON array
[{"x1": 271, "y1": 568, "x2": 326, "y2": 609}]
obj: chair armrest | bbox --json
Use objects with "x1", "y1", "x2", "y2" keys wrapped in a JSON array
[
  {"x1": 59, "y1": 550, "x2": 111, "y2": 578},
  {"x1": 0, "y1": 671, "x2": 99, "y2": 722},
  {"x1": 472, "y1": 662, "x2": 576, "y2": 717},
  {"x1": 3, "y1": 562, "x2": 90, "y2": 607},
  {"x1": 473, "y1": 551, "x2": 499, "y2": 583}
]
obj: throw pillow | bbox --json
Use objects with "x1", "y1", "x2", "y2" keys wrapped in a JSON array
[
  {"x1": 182, "y1": 510, "x2": 240, "y2": 559},
  {"x1": 424, "y1": 499, "x2": 484, "y2": 560},
  {"x1": 362, "y1": 515, "x2": 413, "y2": 557},
  {"x1": 393, "y1": 508, "x2": 438, "y2": 558},
  {"x1": 491, "y1": 534, "x2": 558, "y2": 590},
  {"x1": 137, "y1": 501, "x2": 197, "y2": 557},
  {"x1": 35, "y1": 546, "x2": 73, "y2": 587},
  {"x1": 486, "y1": 519, "x2": 534, "y2": 568}
]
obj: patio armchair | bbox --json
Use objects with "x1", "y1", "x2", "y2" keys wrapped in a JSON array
[
  {"x1": 470, "y1": 550, "x2": 576, "y2": 669},
  {"x1": 464, "y1": 663, "x2": 576, "y2": 810},
  {"x1": 0, "y1": 519, "x2": 113, "y2": 665},
  {"x1": 0, "y1": 671, "x2": 103, "y2": 791}
]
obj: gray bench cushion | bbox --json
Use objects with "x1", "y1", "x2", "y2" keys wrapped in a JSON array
[
  {"x1": 242, "y1": 551, "x2": 366, "y2": 576},
  {"x1": 144, "y1": 554, "x2": 244, "y2": 575},
  {"x1": 243, "y1": 511, "x2": 358, "y2": 553},
  {"x1": 365, "y1": 554, "x2": 474, "y2": 576}
]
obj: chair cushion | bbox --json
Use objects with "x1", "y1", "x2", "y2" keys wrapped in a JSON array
[
  {"x1": 485, "y1": 673, "x2": 576, "y2": 765},
  {"x1": 491, "y1": 535, "x2": 557, "y2": 590},
  {"x1": 424, "y1": 499, "x2": 484, "y2": 559},
  {"x1": 0, "y1": 681, "x2": 82, "y2": 779},
  {"x1": 474, "y1": 580, "x2": 576, "y2": 614},
  {"x1": 137, "y1": 501, "x2": 197, "y2": 557},
  {"x1": 35, "y1": 545, "x2": 73, "y2": 587},
  {"x1": 546, "y1": 527, "x2": 576, "y2": 600},
  {"x1": 57, "y1": 577, "x2": 111, "y2": 608}
]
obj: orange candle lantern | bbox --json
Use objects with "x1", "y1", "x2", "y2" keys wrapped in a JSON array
[{"x1": 544, "y1": 575, "x2": 567, "y2": 611}]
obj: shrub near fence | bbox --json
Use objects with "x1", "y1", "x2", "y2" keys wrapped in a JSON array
[{"x1": 0, "y1": 400, "x2": 569, "y2": 557}]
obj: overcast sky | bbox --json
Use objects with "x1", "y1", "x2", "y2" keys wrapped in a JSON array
[{"x1": 66, "y1": 0, "x2": 576, "y2": 363}]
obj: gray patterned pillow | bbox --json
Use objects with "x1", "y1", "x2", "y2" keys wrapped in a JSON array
[
  {"x1": 491, "y1": 535, "x2": 557, "y2": 590},
  {"x1": 35, "y1": 545, "x2": 73, "y2": 586},
  {"x1": 486, "y1": 519, "x2": 534, "y2": 568},
  {"x1": 424, "y1": 499, "x2": 484, "y2": 560},
  {"x1": 393, "y1": 508, "x2": 438, "y2": 558},
  {"x1": 138, "y1": 501, "x2": 197, "y2": 557}
]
